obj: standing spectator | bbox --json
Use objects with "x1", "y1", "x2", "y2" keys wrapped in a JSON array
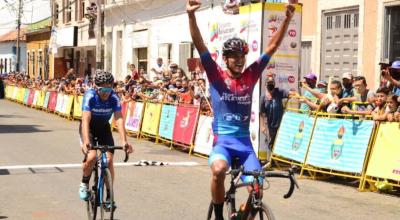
[
  {"x1": 316, "y1": 80, "x2": 328, "y2": 94},
  {"x1": 385, "y1": 94, "x2": 399, "y2": 122},
  {"x1": 151, "y1": 58, "x2": 165, "y2": 80},
  {"x1": 66, "y1": 68, "x2": 77, "y2": 81},
  {"x1": 178, "y1": 79, "x2": 194, "y2": 104},
  {"x1": 341, "y1": 72, "x2": 354, "y2": 98},
  {"x1": 371, "y1": 87, "x2": 390, "y2": 121},
  {"x1": 169, "y1": 63, "x2": 178, "y2": 74},
  {"x1": 382, "y1": 60, "x2": 400, "y2": 96},
  {"x1": 260, "y1": 75, "x2": 295, "y2": 155},
  {"x1": 299, "y1": 73, "x2": 318, "y2": 111},
  {"x1": 130, "y1": 64, "x2": 139, "y2": 80},
  {"x1": 323, "y1": 80, "x2": 344, "y2": 113},
  {"x1": 341, "y1": 76, "x2": 375, "y2": 115}
]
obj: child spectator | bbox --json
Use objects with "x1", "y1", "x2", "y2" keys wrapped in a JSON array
[{"x1": 371, "y1": 87, "x2": 390, "y2": 121}]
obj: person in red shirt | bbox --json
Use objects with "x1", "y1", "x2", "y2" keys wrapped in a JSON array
[{"x1": 130, "y1": 64, "x2": 139, "y2": 80}]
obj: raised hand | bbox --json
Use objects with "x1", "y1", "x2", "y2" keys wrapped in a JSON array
[
  {"x1": 285, "y1": 4, "x2": 295, "y2": 20},
  {"x1": 187, "y1": 0, "x2": 201, "y2": 14}
]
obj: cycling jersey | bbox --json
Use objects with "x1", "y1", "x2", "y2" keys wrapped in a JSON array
[
  {"x1": 82, "y1": 88, "x2": 121, "y2": 123},
  {"x1": 200, "y1": 52, "x2": 270, "y2": 137}
]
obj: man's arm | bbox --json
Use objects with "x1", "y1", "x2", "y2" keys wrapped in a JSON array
[
  {"x1": 265, "y1": 4, "x2": 295, "y2": 56},
  {"x1": 114, "y1": 111, "x2": 133, "y2": 153},
  {"x1": 187, "y1": 0, "x2": 208, "y2": 55},
  {"x1": 81, "y1": 111, "x2": 92, "y2": 152}
]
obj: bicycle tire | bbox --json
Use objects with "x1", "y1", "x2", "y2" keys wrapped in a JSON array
[
  {"x1": 86, "y1": 169, "x2": 98, "y2": 220},
  {"x1": 100, "y1": 168, "x2": 114, "y2": 220},
  {"x1": 250, "y1": 203, "x2": 275, "y2": 220}
]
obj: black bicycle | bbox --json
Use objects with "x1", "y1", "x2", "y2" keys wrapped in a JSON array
[
  {"x1": 207, "y1": 164, "x2": 299, "y2": 220},
  {"x1": 83, "y1": 144, "x2": 128, "y2": 220}
]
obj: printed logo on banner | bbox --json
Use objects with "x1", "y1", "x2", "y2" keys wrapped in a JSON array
[
  {"x1": 210, "y1": 23, "x2": 219, "y2": 42},
  {"x1": 240, "y1": 19, "x2": 248, "y2": 33},
  {"x1": 180, "y1": 110, "x2": 193, "y2": 128},
  {"x1": 290, "y1": 42, "x2": 298, "y2": 49},
  {"x1": 331, "y1": 125, "x2": 345, "y2": 160},
  {"x1": 288, "y1": 75, "x2": 296, "y2": 83},
  {"x1": 211, "y1": 47, "x2": 220, "y2": 61},
  {"x1": 291, "y1": 121, "x2": 304, "y2": 151},
  {"x1": 288, "y1": 29, "x2": 296, "y2": 37},
  {"x1": 252, "y1": 40, "x2": 258, "y2": 52},
  {"x1": 267, "y1": 61, "x2": 276, "y2": 70}
]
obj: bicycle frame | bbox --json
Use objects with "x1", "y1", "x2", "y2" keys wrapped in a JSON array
[{"x1": 96, "y1": 152, "x2": 109, "y2": 206}]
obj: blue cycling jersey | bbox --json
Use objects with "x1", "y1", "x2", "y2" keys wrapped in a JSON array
[
  {"x1": 200, "y1": 52, "x2": 270, "y2": 137},
  {"x1": 82, "y1": 88, "x2": 121, "y2": 123}
]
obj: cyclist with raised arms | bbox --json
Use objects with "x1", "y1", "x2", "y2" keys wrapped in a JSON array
[
  {"x1": 187, "y1": 0, "x2": 295, "y2": 219},
  {"x1": 79, "y1": 70, "x2": 133, "y2": 209}
]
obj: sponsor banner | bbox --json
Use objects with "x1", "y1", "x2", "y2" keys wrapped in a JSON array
[
  {"x1": 23, "y1": 88, "x2": 29, "y2": 104},
  {"x1": 194, "y1": 115, "x2": 214, "y2": 156},
  {"x1": 12, "y1": 86, "x2": 18, "y2": 100},
  {"x1": 48, "y1": 92, "x2": 57, "y2": 111},
  {"x1": 121, "y1": 102, "x2": 128, "y2": 121},
  {"x1": 306, "y1": 118, "x2": 374, "y2": 173},
  {"x1": 262, "y1": 3, "x2": 302, "y2": 91},
  {"x1": 172, "y1": 105, "x2": 199, "y2": 145},
  {"x1": 37, "y1": 91, "x2": 46, "y2": 107},
  {"x1": 32, "y1": 90, "x2": 40, "y2": 107},
  {"x1": 366, "y1": 122, "x2": 400, "y2": 181},
  {"x1": 43, "y1": 92, "x2": 50, "y2": 109},
  {"x1": 63, "y1": 95, "x2": 74, "y2": 115},
  {"x1": 273, "y1": 111, "x2": 314, "y2": 163},
  {"x1": 125, "y1": 102, "x2": 144, "y2": 132},
  {"x1": 73, "y1": 96, "x2": 83, "y2": 118},
  {"x1": 27, "y1": 89, "x2": 35, "y2": 106},
  {"x1": 55, "y1": 93, "x2": 63, "y2": 113},
  {"x1": 141, "y1": 102, "x2": 162, "y2": 135},
  {"x1": 158, "y1": 104, "x2": 177, "y2": 140}
]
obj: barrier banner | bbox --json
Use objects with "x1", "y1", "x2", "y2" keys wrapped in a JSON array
[
  {"x1": 172, "y1": 105, "x2": 199, "y2": 145},
  {"x1": 125, "y1": 102, "x2": 144, "y2": 132},
  {"x1": 366, "y1": 122, "x2": 400, "y2": 181},
  {"x1": 73, "y1": 96, "x2": 83, "y2": 118},
  {"x1": 43, "y1": 92, "x2": 50, "y2": 109},
  {"x1": 306, "y1": 118, "x2": 374, "y2": 173},
  {"x1": 37, "y1": 91, "x2": 45, "y2": 107},
  {"x1": 27, "y1": 89, "x2": 35, "y2": 106},
  {"x1": 194, "y1": 115, "x2": 214, "y2": 156},
  {"x1": 48, "y1": 92, "x2": 57, "y2": 111},
  {"x1": 23, "y1": 88, "x2": 29, "y2": 104},
  {"x1": 158, "y1": 104, "x2": 177, "y2": 140},
  {"x1": 32, "y1": 90, "x2": 40, "y2": 107},
  {"x1": 12, "y1": 87, "x2": 18, "y2": 100},
  {"x1": 273, "y1": 111, "x2": 315, "y2": 163},
  {"x1": 141, "y1": 102, "x2": 162, "y2": 135},
  {"x1": 62, "y1": 95, "x2": 74, "y2": 115}
]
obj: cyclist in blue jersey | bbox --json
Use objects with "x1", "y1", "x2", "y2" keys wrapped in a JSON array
[
  {"x1": 79, "y1": 70, "x2": 133, "y2": 207},
  {"x1": 187, "y1": 0, "x2": 294, "y2": 219}
]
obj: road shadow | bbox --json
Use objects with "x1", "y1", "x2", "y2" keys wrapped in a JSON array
[
  {"x1": 0, "y1": 125, "x2": 51, "y2": 134},
  {"x1": 0, "y1": 114, "x2": 27, "y2": 118},
  {"x1": 0, "y1": 216, "x2": 8, "y2": 219}
]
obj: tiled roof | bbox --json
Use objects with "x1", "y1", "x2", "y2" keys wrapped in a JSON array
[{"x1": 0, "y1": 29, "x2": 26, "y2": 42}]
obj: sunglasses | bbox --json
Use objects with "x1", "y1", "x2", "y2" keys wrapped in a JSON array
[{"x1": 98, "y1": 87, "x2": 113, "y2": 93}]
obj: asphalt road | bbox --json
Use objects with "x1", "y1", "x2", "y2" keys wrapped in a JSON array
[{"x1": 0, "y1": 99, "x2": 399, "y2": 220}]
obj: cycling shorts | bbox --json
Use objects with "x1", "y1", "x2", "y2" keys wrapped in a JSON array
[
  {"x1": 208, "y1": 135, "x2": 261, "y2": 183},
  {"x1": 79, "y1": 121, "x2": 115, "y2": 154}
]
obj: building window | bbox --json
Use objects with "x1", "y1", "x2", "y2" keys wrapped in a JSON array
[
  {"x1": 26, "y1": 52, "x2": 29, "y2": 75},
  {"x1": 335, "y1": 15, "x2": 341, "y2": 28},
  {"x1": 54, "y1": 3, "x2": 59, "y2": 24},
  {"x1": 32, "y1": 51, "x2": 35, "y2": 76},
  {"x1": 327, "y1": 16, "x2": 333, "y2": 30},
  {"x1": 4, "y1": 59, "x2": 7, "y2": 73},
  {"x1": 383, "y1": 6, "x2": 400, "y2": 61},
  {"x1": 137, "y1": 48, "x2": 148, "y2": 72},
  {"x1": 354, "y1": 13, "x2": 359, "y2": 28},
  {"x1": 80, "y1": 0, "x2": 85, "y2": 21},
  {"x1": 344, "y1": 14, "x2": 351, "y2": 28},
  {"x1": 65, "y1": 0, "x2": 72, "y2": 23}
]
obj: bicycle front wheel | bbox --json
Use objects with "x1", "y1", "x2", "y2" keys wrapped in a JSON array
[
  {"x1": 86, "y1": 169, "x2": 98, "y2": 220},
  {"x1": 100, "y1": 168, "x2": 114, "y2": 220},
  {"x1": 250, "y1": 203, "x2": 275, "y2": 220}
]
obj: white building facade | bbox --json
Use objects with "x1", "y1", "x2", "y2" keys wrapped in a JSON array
[{"x1": 0, "y1": 41, "x2": 27, "y2": 74}]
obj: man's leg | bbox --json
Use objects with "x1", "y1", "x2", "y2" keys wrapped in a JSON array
[{"x1": 209, "y1": 144, "x2": 231, "y2": 220}]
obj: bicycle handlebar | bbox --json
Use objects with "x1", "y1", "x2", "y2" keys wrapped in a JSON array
[
  {"x1": 227, "y1": 167, "x2": 299, "y2": 199},
  {"x1": 82, "y1": 145, "x2": 129, "y2": 163}
]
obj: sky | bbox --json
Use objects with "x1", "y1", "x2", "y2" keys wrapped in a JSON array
[{"x1": 0, "y1": 0, "x2": 51, "y2": 36}]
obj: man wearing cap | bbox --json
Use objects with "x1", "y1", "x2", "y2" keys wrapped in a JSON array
[
  {"x1": 260, "y1": 75, "x2": 295, "y2": 156},
  {"x1": 299, "y1": 73, "x2": 318, "y2": 111},
  {"x1": 341, "y1": 72, "x2": 354, "y2": 98},
  {"x1": 382, "y1": 60, "x2": 400, "y2": 96}
]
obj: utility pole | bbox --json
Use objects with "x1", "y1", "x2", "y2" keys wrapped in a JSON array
[
  {"x1": 96, "y1": 0, "x2": 103, "y2": 69},
  {"x1": 16, "y1": 0, "x2": 22, "y2": 73}
]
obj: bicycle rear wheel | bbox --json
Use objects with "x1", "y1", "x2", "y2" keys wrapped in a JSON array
[
  {"x1": 86, "y1": 169, "x2": 98, "y2": 220},
  {"x1": 100, "y1": 168, "x2": 114, "y2": 220}
]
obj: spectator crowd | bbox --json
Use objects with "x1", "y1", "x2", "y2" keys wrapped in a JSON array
[{"x1": 0, "y1": 58, "x2": 212, "y2": 115}]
